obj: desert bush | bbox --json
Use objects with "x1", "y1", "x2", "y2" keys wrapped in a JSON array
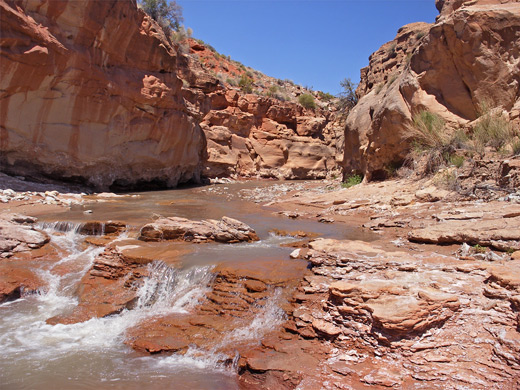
[
  {"x1": 298, "y1": 93, "x2": 316, "y2": 109},
  {"x1": 433, "y1": 168, "x2": 459, "y2": 191},
  {"x1": 449, "y1": 154, "x2": 464, "y2": 168},
  {"x1": 171, "y1": 25, "x2": 188, "y2": 43},
  {"x1": 473, "y1": 109, "x2": 515, "y2": 152},
  {"x1": 139, "y1": 0, "x2": 183, "y2": 34},
  {"x1": 337, "y1": 78, "x2": 358, "y2": 111},
  {"x1": 342, "y1": 174, "x2": 363, "y2": 188},
  {"x1": 238, "y1": 75, "x2": 253, "y2": 93},
  {"x1": 388, "y1": 42, "x2": 397, "y2": 56},
  {"x1": 407, "y1": 110, "x2": 462, "y2": 174},
  {"x1": 318, "y1": 91, "x2": 334, "y2": 101},
  {"x1": 410, "y1": 111, "x2": 448, "y2": 150},
  {"x1": 226, "y1": 77, "x2": 237, "y2": 87}
]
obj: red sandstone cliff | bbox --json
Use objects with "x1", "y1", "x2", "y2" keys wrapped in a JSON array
[
  {"x1": 0, "y1": 0, "x2": 207, "y2": 190},
  {"x1": 0, "y1": 0, "x2": 342, "y2": 189},
  {"x1": 344, "y1": 0, "x2": 520, "y2": 180}
]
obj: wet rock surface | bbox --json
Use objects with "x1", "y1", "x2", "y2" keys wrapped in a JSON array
[
  {"x1": 126, "y1": 259, "x2": 308, "y2": 357},
  {"x1": 238, "y1": 177, "x2": 520, "y2": 389},
  {"x1": 0, "y1": 263, "x2": 44, "y2": 303}
]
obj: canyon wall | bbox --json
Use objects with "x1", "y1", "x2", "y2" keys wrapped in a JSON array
[
  {"x1": 0, "y1": 0, "x2": 207, "y2": 190},
  {"x1": 168, "y1": 39, "x2": 343, "y2": 181},
  {"x1": 345, "y1": 0, "x2": 520, "y2": 180},
  {"x1": 0, "y1": 0, "x2": 341, "y2": 190}
]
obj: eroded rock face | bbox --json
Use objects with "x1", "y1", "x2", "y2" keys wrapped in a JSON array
[
  {"x1": 138, "y1": 216, "x2": 259, "y2": 243},
  {"x1": 198, "y1": 90, "x2": 341, "y2": 180},
  {"x1": 345, "y1": 0, "x2": 520, "y2": 180},
  {"x1": 0, "y1": 0, "x2": 205, "y2": 190}
]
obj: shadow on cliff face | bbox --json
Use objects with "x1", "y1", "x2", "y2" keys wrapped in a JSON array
[{"x1": 108, "y1": 177, "x2": 203, "y2": 193}]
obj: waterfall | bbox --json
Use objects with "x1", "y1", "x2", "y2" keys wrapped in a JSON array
[{"x1": 136, "y1": 261, "x2": 215, "y2": 314}]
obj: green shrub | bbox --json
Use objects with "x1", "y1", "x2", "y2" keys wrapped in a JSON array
[
  {"x1": 473, "y1": 110, "x2": 514, "y2": 152},
  {"x1": 342, "y1": 174, "x2": 363, "y2": 188},
  {"x1": 474, "y1": 244, "x2": 487, "y2": 254},
  {"x1": 433, "y1": 169, "x2": 459, "y2": 191},
  {"x1": 407, "y1": 111, "x2": 466, "y2": 175},
  {"x1": 415, "y1": 31, "x2": 425, "y2": 40},
  {"x1": 139, "y1": 0, "x2": 183, "y2": 34},
  {"x1": 226, "y1": 77, "x2": 237, "y2": 87},
  {"x1": 337, "y1": 78, "x2": 358, "y2": 111},
  {"x1": 410, "y1": 111, "x2": 448, "y2": 149},
  {"x1": 388, "y1": 42, "x2": 397, "y2": 56},
  {"x1": 298, "y1": 93, "x2": 316, "y2": 109},
  {"x1": 449, "y1": 154, "x2": 464, "y2": 168},
  {"x1": 318, "y1": 91, "x2": 335, "y2": 101},
  {"x1": 238, "y1": 75, "x2": 253, "y2": 93}
]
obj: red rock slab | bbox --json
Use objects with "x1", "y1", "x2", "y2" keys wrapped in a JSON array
[
  {"x1": 408, "y1": 217, "x2": 520, "y2": 251},
  {"x1": 0, "y1": 262, "x2": 44, "y2": 303},
  {"x1": 214, "y1": 258, "x2": 308, "y2": 286}
]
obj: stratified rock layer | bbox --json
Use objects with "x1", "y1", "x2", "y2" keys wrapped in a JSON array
[
  {"x1": 345, "y1": 0, "x2": 520, "y2": 180},
  {"x1": 198, "y1": 90, "x2": 341, "y2": 180},
  {"x1": 0, "y1": 0, "x2": 205, "y2": 190}
]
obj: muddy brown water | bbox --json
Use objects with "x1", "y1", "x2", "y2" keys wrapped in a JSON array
[{"x1": 0, "y1": 181, "x2": 377, "y2": 389}]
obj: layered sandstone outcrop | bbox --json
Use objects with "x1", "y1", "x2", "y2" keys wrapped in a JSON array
[
  {"x1": 176, "y1": 42, "x2": 342, "y2": 180},
  {"x1": 198, "y1": 91, "x2": 340, "y2": 179},
  {"x1": 345, "y1": 0, "x2": 520, "y2": 180},
  {"x1": 0, "y1": 0, "x2": 205, "y2": 190}
]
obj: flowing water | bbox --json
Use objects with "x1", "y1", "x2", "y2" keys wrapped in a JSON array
[{"x1": 0, "y1": 181, "x2": 376, "y2": 389}]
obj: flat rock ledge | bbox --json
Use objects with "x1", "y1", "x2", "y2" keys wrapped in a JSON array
[
  {"x1": 408, "y1": 216, "x2": 520, "y2": 251},
  {"x1": 138, "y1": 216, "x2": 259, "y2": 243}
]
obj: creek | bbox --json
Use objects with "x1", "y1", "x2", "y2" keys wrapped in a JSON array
[{"x1": 0, "y1": 181, "x2": 375, "y2": 389}]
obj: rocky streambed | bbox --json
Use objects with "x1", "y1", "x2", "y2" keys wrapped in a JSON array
[{"x1": 1, "y1": 178, "x2": 519, "y2": 389}]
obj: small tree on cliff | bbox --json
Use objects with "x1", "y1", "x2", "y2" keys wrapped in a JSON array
[
  {"x1": 337, "y1": 78, "x2": 358, "y2": 111},
  {"x1": 138, "y1": 0, "x2": 183, "y2": 33}
]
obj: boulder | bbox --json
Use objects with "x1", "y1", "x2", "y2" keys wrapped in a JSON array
[
  {"x1": 0, "y1": 214, "x2": 49, "y2": 258},
  {"x1": 138, "y1": 216, "x2": 259, "y2": 243}
]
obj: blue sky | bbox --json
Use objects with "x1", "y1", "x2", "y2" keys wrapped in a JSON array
[{"x1": 177, "y1": 1, "x2": 438, "y2": 94}]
